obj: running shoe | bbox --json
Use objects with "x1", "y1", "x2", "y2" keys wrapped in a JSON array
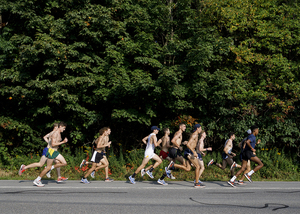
[
  {"x1": 170, "y1": 174, "x2": 176, "y2": 179},
  {"x1": 238, "y1": 180, "x2": 246, "y2": 185},
  {"x1": 194, "y1": 180, "x2": 203, "y2": 184},
  {"x1": 207, "y1": 159, "x2": 214, "y2": 167},
  {"x1": 45, "y1": 167, "x2": 52, "y2": 178},
  {"x1": 165, "y1": 167, "x2": 171, "y2": 178},
  {"x1": 18, "y1": 164, "x2": 25, "y2": 176},
  {"x1": 157, "y1": 179, "x2": 168, "y2": 185},
  {"x1": 230, "y1": 161, "x2": 237, "y2": 171},
  {"x1": 141, "y1": 169, "x2": 146, "y2": 177},
  {"x1": 81, "y1": 178, "x2": 90, "y2": 184},
  {"x1": 129, "y1": 175, "x2": 136, "y2": 184},
  {"x1": 80, "y1": 159, "x2": 86, "y2": 168},
  {"x1": 227, "y1": 180, "x2": 236, "y2": 187},
  {"x1": 244, "y1": 173, "x2": 253, "y2": 183},
  {"x1": 194, "y1": 183, "x2": 205, "y2": 188},
  {"x1": 166, "y1": 161, "x2": 174, "y2": 171},
  {"x1": 57, "y1": 177, "x2": 68, "y2": 182},
  {"x1": 91, "y1": 170, "x2": 95, "y2": 178},
  {"x1": 105, "y1": 177, "x2": 114, "y2": 182},
  {"x1": 146, "y1": 170, "x2": 154, "y2": 179},
  {"x1": 33, "y1": 179, "x2": 45, "y2": 187}
]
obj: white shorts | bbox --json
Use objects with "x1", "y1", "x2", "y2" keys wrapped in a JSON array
[{"x1": 144, "y1": 151, "x2": 155, "y2": 159}]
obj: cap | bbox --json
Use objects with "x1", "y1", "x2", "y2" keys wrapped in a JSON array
[
  {"x1": 247, "y1": 129, "x2": 252, "y2": 134},
  {"x1": 151, "y1": 126, "x2": 160, "y2": 131},
  {"x1": 193, "y1": 124, "x2": 201, "y2": 132}
]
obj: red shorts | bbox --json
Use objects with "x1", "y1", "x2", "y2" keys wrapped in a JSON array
[{"x1": 159, "y1": 150, "x2": 169, "y2": 160}]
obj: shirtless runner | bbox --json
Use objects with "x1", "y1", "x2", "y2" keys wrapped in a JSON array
[
  {"x1": 207, "y1": 132, "x2": 241, "y2": 177},
  {"x1": 167, "y1": 124, "x2": 205, "y2": 188},
  {"x1": 80, "y1": 129, "x2": 114, "y2": 182},
  {"x1": 33, "y1": 121, "x2": 68, "y2": 187},
  {"x1": 195, "y1": 131, "x2": 212, "y2": 183},
  {"x1": 81, "y1": 127, "x2": 111, "y2": 184}
]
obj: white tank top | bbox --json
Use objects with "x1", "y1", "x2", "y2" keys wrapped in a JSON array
[{"x1": 145, "y1": 133, "x2": 156, "y2": 153}]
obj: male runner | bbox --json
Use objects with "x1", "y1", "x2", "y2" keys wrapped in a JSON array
[
  {"x1": 18, "y1": 123, "x2": 58, "y2": 176},
  {"x1": 196, "y1": 131, "x2": 212, "y2": 183},
  {"x1": 80, "y1": 128, "x2": 114, "y2": 182},
  {"x1": 19, "y1": 123, "x2": 68, "y2": 182},
  {"x1": 81, "y1": 127, "x2": 110, "y2": 184},
  {"x1": 128, "y1": 126, "x2": 162, "y2": 184},
  {"x1": 207, "y1": 132, "x2": 241, "y2": 177},
  {"x1": 33, "y1": 121, "x2": 68, "y2": 187},
  {"x1": 236, "y1": 129, "x2": 254, "y2": 185},
  {"x1": 228, "y1": 125, "x2": 264, "y2": 187},
  {"x1": 167, "y1": 124, "x2": 205, "y2": 188},
  {"x1": 157, "y1": 124, "x2": 187, "y2": 185}
]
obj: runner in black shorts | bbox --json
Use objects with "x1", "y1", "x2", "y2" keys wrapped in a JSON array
[{"x1": 228, "y1": 125, "x2": 264, "y2": 187}]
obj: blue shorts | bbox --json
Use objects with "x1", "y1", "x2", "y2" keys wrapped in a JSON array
[
  {"x1": 222, "y1": 152, "x2": 229, "y2": 160},
  {"x1": 42, "y1": 147, "x2": 48, "y2": 156},
  {"x1": 197, "y1": 153, "x2": 203, "y2": 161}
]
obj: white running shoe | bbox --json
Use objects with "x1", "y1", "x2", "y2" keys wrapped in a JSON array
[
  {"x1": 170, "y1": 174, "x2": 176, "y2": 179},
  {"x1": 80, "y1": 159, "x2": 86, "y2": 168},
  {"x1": 141, "y1": 169, "x2": 146, "y2": 177},
  {"x1": 129, "y1": 175, "x2": 136, "y2": 184},
  {"x1": 80, "y1": 178, "x2": 90, "y2": 184},
  {"x1": 90, "y1": 170, "x2": 95, "y2": 178},
  {"x1": 33, "y1": 179, "x2": 45, "y2": 187},
  {"x1": 146, "y1": 170, "x2": 154, "y2": 179},
  {"x1": 157, "y1": 179, "x2": 168, "y2": 185},
  {"x1": 230, "y1": 161, "x2": 237, "y2": 171},
  {"x1": 207, "y1": 159, "x2": 214, "y2": 167},
  {"x1": 18, "y1": 164, "x2": 25, "y2": 176},
  {"x1": 45, "y1": 166, "x2": 52, "y2": 178}
]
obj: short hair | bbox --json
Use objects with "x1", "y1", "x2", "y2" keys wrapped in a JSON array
[
  {"x1": 53, "y1": 122, "x2": 59, "y2": 128},
  {"x1": 162, "y1": 128, "x2": 169, "y2": 134},
  {"x1": 251, "y1": 125, "x2": 259, "y2": 132},
  {"x1": 179, "y1": 123, "x2": 185, "y2": 127},
  {"x1": 228, "y1": 132, "x2": 235, "y2": 138},
  {"x1": 199, "y1": 130, "x2": 206, "y2": 138},
  {"x1": 99, "y1": 127, "x2": 110, "y2": 135},
  {"x1": 58, "y1": 121, "x2": 67, "y2": 127}
]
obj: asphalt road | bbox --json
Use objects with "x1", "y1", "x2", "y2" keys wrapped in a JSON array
[{"x1": 0, "y1": 180, "x2": 299, "y2": 214}]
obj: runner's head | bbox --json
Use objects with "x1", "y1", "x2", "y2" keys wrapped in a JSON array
[
  {"x1": 251, "y1": 125, "x2": 259, "y2": 135},
  {"x1": 228, "y1": 132, "x2": 235, "y2": 140},
  {"x1": 179, "y1": 123, "x2": 186, "y2": 132},
  {"x1": 200, "y1": 130, "x2": 206, "y2": 139},
  {"x1": 193, "y1": 124, "x2": 202, "y2": 133},
  {"x1": 53, "y1": 122, "x2": 59, "y2": 130},
  {"x1": 163, "y1": 128, "x2": 170, "y2": 135},
  {"x1": 151, "y1": 126, "x2": 160, "y2": 134},
  {"x1": 58, "y1": 121, "x2": 67, "y2": 132},
  {"x1": 99, "y1": 127, "x2": 110, "y2": 135}
]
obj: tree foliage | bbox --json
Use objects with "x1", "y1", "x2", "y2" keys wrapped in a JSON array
[{"x1": 1, "y1": 0, "x2": 300, "y2": 164}]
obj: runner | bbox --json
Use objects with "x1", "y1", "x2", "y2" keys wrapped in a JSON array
[
  {"x1": 207, "y1": 132, "x2": 241, "y2": 177},
  {"x1": 81, "y1": 127, "x2": 111, "y2": 184},
  {"x1": 157, "y1": 124, "x2": 187, "y2": 185},
  {"x1": 166, "y1": 124, "x2": 205, "y2": 188},
  {"x1": 128, "y1": 126, "x2": 162, "y2": 184},
  {"x1": 80, "y1": 128, "x2": 114, "y2": 182},
  {"x1": 18, "y1": 123, "x2": 68, "y2": 182},
  {"x1": 236, "y1": 129, "x2": 256, "y2": 185},
  {"x1": 196, "y1": 130, "x2": 212, "y2": 184},
  {"x1": 228, "y1": 125, "x2": 264, "y2": 187},
  {"x1": 33, "y1": 121, "x2": 68, "y2": 187}
]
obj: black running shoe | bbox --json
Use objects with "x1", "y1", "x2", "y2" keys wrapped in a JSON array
[{"x1": 244, "y1": 173, "x2": 253, "y2": 183}]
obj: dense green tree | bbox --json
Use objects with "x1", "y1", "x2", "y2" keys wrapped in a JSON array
[{"x1": 0, "y1": 0, "x2": 299, "y2": 165}]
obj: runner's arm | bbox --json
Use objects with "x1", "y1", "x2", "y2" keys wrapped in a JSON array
[
  {"x1": 142, "y1": 136, "x2": 149, "y2": 145},
  {"x1": 51, "y1": 133, "x2": 68, "y2": 147},
  {"x1": 171, "y1": 132, "x2": 181, "y2": 148}
]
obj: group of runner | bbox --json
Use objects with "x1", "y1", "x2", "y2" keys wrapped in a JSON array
[
  {"x1": 129, "y1": 123, "x2": 263, "y2": 188},
  {"x1": 18, "y1": 121, "x2": 263, "y2": 188}
]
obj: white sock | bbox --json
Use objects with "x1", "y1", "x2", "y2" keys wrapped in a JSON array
[
  {"x1": 51, "y1": 165, "x2": 55, "y2": 170},
  {"x1": 248, "y1": 170, "x2": 254, "y2": 176},
  {"x1": 230, "y1": 176, "x2": 236, "y2": 182},
  {"x1": 36, "y1": 176, "x2": 41, "y2": 181}
]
